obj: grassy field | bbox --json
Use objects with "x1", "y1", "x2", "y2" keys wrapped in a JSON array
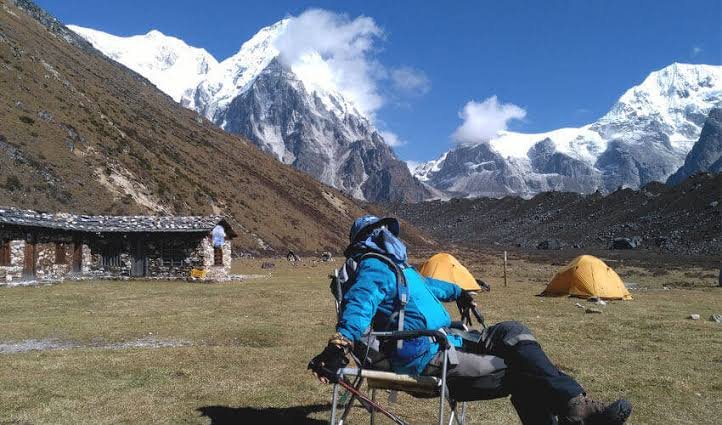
[{"x1": 0, "y1": 254, "x2": 720, "y2": 424}]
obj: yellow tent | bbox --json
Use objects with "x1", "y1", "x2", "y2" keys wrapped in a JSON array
[
  {"x1": 541, "y1": 255, "x2": 632, "y2": 300},
  {"x1": 419, "y1": 253, "x2": 481, "y2": 291}
]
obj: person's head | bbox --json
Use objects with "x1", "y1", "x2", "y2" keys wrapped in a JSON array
[{"x1": 349, "y1": 215, "x2": 400, "y2": 244}]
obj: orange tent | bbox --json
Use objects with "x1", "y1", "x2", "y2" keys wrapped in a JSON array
[
  {"x1": 419, "y1": 253, "x2": 481, "y2": 291},
  {"x1": 540, "y1": 255, "x2": 632, "y2": 300}
]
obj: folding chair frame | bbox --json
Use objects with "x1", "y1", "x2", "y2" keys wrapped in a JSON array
[{"x1": 329, "y1": 330, "x2": 467, "y2": 425}]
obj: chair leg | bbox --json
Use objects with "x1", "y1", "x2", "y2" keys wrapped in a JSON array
[
  {"x1": 340, "y1": 377, "x2": 365, "y2": 423},
  {"x1": 438, "y1": 349, "x2": 449, "y2": 425},
  {"x1": 331, "y1": 383, "x2": 340, "y2": 425},
  {"x1": 370, "y1": 389, "x2": 377, "y2": 425},
  {"x1": 460, "y1": 402, "x2": 467, "y2": 424}
]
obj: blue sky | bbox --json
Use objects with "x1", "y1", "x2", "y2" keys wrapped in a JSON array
[{"x1": 36, "y1": 0, "x2": 722, "y2": 163}]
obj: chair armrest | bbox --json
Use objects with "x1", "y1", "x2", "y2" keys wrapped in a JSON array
[{"x1": 369, "y1": 330, "x2": 450, "y2": 349}]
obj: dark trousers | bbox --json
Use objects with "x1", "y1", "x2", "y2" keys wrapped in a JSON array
[{"x1": 426, "y1": 321, "x2": 584, "y2": 425}]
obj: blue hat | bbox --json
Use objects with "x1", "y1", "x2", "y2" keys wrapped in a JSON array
[{"x1": 349, "y1": 215, "x2": 400, "y2": 243}]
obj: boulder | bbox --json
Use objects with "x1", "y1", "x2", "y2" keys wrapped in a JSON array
[
  {"x1": 537, "y1": 239, "x2": 562, "y2": 250},
  {"x1": 611, "y1": 237, "x2": 642, "y2": 250}
]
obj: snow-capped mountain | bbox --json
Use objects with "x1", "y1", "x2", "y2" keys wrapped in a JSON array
[
  {"x1": 71, "y1": 22, "x2": 427, "y2": 203},
  {"x1": 416, "y1": 63, "x2": 722, "y2": 198},
  {"x1": 667, "y1": 107, "x2": 722, "y2": 185},
  {"x1": 68, "y1": 25, "x2": 218, "y2": 102}
]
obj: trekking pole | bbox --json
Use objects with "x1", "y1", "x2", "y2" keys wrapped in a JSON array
[
  {"x1": 335, "y1": 378, "x2": 408, "y2": 425},
  {"x1": 471, "y1": 306, "x2": 487, "y2": 329}
]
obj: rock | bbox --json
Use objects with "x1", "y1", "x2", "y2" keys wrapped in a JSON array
[
  {"x1": 688, "y1": 314, "x2": 700, "y2": 320},
  {"x1": 709, "y1": 314, "x2": 722, "y2": 323},
  {"x1": 37, "y1": 110, "x2": 53, "y2": 122},
  {"x1": 286, "y1": 251, "x2": 300, "y2": 262},
  {"x1": 537, "y1": 239, "x2": 562, "y2": 250},
  {"x1": 611, "y1": 236, "x2": 642, "y2": 249},
  {"x1": 707, "y1": 201, "x2": 719, "y2": 209},
  {"x1": 585, "y1": 307, "x2": 603, "y2": 314},
  {"x1": 320, "y1": 251, "x2": 332, "y2": 262},
  {"x1": 260, "y1": 262, "x2": 275, "y2": 269},
  {"x1": 575, "y1": 303, "x2": 584, "y2": 309}
]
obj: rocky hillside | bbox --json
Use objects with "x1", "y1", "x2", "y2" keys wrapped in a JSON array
[
  {"x1": 414, "y1": 63, "x2": 721, "y2": 198},
  {"x1": 70, "y1": 21, "x2": 428, "y2": 203},
  {"x1": 396, "y1": 173, "x2": 721, "y2": 256},
  {"x1": 667, "y1": 108, "x2": 722, "y2": 185},
  {"x1": 0, "y1": 0, "x2": 378, "y2": 253}
]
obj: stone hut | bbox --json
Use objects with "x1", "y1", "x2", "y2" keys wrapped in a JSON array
[{"x1": 0, "y1": 207, "x2": 236, "y2": 283}]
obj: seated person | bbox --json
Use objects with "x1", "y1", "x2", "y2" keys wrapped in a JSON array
[{"x1": 309, "y1": 215, "x2": 632, "y2": 425}]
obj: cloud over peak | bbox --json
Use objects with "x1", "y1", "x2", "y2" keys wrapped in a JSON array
[
  {"x1": 273, "y1": 9, "x2": 431, "y2": 124},
  {"x1": 274, "y1": 9, "x2": 385, "y2": 117},
  {"x1": 452, "y1": 96, "x2": 526, "y2": 145}
]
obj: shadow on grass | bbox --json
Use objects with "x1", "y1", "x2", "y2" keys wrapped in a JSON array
[{"x1": 197, "y1": 403, "x2": 330, "y2": 424}]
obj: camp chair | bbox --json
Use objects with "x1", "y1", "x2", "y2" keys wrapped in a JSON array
[
  {"x1": 326, "y1": 253, "x2": 507, "y2": 424},
  {"x1": 329, "y1": 329, "x2": 466, "y2": 425},
  {"x1": 329, "y1": 291, "x2": 499, "y2": 424}
]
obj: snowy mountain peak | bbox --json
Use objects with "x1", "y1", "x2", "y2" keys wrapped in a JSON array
[
  {"x1": 182, "y1": 20, "x2": 288, "y2": 117},
  {"x1": 415, "y1": 63, "x2": 722, "y2": 198},
  {"x1": 68, "y1": 25, "x2": 218, "y2": 102},
  {"x1": 598, "y1": 63, "x2": 722, "y2": 149},
  {"x1": 70, "y1": 20, "x2": 427, "y2": 202},
  {"x1": 183, "y1": 18, "x2": 362, "y2": 122}
]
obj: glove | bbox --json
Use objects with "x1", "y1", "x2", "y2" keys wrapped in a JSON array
[
  {"x1": 456, "y1": 290, "x2": 477, "y2": 311},
  {"x1": 308, "y1": 344, "x2": 349, "y2": 384}
]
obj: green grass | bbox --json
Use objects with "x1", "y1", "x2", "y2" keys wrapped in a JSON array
[{"x1": 0, "y1": 257, "x2": 720, "y2": 424}]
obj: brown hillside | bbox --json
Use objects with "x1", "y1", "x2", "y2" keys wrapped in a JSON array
[{"x1": 0, "y1": 0, "x2": 389, "y2": 253}]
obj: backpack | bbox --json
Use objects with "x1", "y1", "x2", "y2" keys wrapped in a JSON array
[
  {"x1": 330, "y1": 252, "x2": 408, "y2": 324},
  {"x1": 329, "y1": 252, "x2": 410, "y2": 369}
]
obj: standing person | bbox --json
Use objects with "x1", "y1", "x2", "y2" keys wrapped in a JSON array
[
  {"x1": 211, "y1": 224, "x2": 225, "y2": 266},
  {"x1": 309, "y1": 215, "x2": 632, "y2": 424}
]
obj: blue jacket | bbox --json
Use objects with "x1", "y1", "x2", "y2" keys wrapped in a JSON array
[{"x1": 336, "y1": 257, "x2": 463, "y2": 375}]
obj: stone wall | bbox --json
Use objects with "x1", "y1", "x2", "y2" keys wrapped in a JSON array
[
  {"x1": 1, "y1": 225, "x2": 230, "y2": 282},
  {"x1": 0, "y1": 240, "x2": 25, "y2": 282},
  {"x1": 0, "y1": 229, "x2": 74, "y2": 282},
  {"x1": 202, "y1": 236, "x2": 232, "y2": 281},
  {"x1": 84, "y1": 233, "x2": 208, "y2": 279}
]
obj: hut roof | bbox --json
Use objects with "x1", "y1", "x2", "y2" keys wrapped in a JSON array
[{"x1": 0, "y1": 207, "x2": 237, "y2": 237}]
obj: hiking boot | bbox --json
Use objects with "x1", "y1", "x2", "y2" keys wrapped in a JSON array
[{"x1": 560, "y1": 394, "x2": 632, "y2": 424}]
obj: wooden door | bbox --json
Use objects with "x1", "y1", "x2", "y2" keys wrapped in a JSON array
[
  {"x1": 22, "y1": 234, "x2": 36, "y2": 279},
  {"x1": 130, "y1": 238, "x2": 146, "y2": 277},
  {"x1": 72, "y1": 239, "x2": 82, "y2": 273}
]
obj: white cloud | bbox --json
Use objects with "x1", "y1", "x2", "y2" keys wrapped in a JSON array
[
  {"x1": 451, "y1": 96, "x2": 526, "y2": 145},
  {"x1": 391, "y1": 67, "x2": 431, "y2": 95},
  {"x1": 691, "y1": 46, "x2": 703, "y2": 57},
  {"x1": 274, "y1": 9, "x2": 385, "y2": 116},
  {"x1": 379, "y1": 130, "x2": 406, "y2": 147},
  {"x1": 274, "y1": 9, "x2": 431, "y2": 125}
]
